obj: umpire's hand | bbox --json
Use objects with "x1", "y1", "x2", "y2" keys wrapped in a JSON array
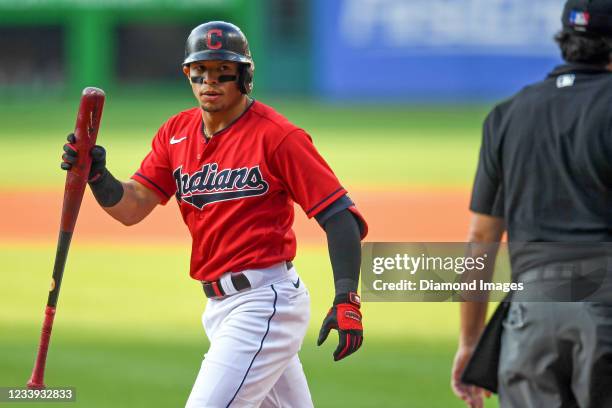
[
  {"x1": 61, "y1": 133, "x2": 107, "y2": 182},
  {"x1": 451, "y1": 345, "x2": 491, "y2": 408},
  {"x1": 317, "y1": 292, "x2": 363, "y2": 361}
]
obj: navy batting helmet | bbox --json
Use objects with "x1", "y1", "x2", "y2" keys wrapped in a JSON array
[{"x1": 183, "y1": 21, "x2": 254, "y2": 94}]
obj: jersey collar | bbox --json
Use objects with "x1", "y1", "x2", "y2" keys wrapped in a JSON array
[
  {"x1": 200, "y1": 98, "x2": 256, "y2": 141},
  {"x1": 547, "y1": 63, "x2": 611, "y2": 77}
]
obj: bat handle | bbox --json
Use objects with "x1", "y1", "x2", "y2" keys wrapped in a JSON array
[{"x1": 27, "y1": 306, "x2": 57, "y2": 389}]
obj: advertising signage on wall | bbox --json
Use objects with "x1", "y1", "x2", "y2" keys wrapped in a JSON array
[
  {"x1": 314, "y1": 0, "x2": 563, "y2": 101},
  {"x1": 0, "y1": 0, "x2": 228, "y2": 7}
]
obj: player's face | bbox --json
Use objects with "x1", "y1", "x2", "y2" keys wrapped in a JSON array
[{"x1": 184, "y1": 60, "x2": 243, "y2": 113}]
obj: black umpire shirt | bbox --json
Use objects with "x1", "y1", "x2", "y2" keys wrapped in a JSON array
[{"x1": 470, "y1": 63, "x2": 612, "y2": 276}]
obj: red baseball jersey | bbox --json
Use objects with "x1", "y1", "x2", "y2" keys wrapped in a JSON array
[{"x1": 132, "y1": 101, "x2": 367, "y2": 281}]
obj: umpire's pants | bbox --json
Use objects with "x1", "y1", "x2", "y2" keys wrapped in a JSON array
[{"x1": 498, "y1": 299, "x2": 612, "y2": 408}]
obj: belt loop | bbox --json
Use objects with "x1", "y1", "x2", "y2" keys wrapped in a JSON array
[
  {"x1": 211, "y1": 281, "x2": 223, "y2": 297},
  {"x1": 219, "y1": 273, "x2": 239, "y2": 296}
]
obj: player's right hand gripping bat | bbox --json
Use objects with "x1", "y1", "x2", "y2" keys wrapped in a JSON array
[{"x1": 27, "y1": 87, "x2": 106, "y2": 389}]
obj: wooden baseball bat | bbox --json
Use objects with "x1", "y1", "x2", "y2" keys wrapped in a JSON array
[{"x1": 27, "y1": 87, "x2": 106, "y2": 389}]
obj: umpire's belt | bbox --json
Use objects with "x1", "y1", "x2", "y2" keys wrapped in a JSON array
[
  {"x1": 202, "y1": 261, "x2": 293, "y2": 299},
  {"x1": 514, "y1": 258, "x2": 612, "y2": 302},
  {"x1": 517, "y1": 258, "x2": 610, "y2": 283}
]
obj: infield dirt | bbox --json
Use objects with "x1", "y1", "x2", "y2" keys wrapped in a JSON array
[{"x1": 0, "y1": 189, "x2": 470, "y2": 244}]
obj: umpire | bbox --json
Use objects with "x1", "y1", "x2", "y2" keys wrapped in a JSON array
[{"x1": 451, "y1": 1, "x2": 612, "y2": 407}]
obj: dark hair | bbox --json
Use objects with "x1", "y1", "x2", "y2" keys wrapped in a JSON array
[{"x1": 555, "y1": 29, "x2": 612, "y2": 64}]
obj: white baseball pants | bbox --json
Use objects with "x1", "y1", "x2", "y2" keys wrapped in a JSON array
[{"x1": 185, "y1": 262, "x2": 314, "y2": 408}]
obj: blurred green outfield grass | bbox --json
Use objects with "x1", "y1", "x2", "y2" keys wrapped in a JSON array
[
  {"x1": 1, "y1": 245, "x2": 498, "y2": 408},
  {"x1": 0, "y1": 93, "x2": 498, "y2": 407},
  {"x1": 0, "y1": 93, "x2": 488, "y2": 190}
]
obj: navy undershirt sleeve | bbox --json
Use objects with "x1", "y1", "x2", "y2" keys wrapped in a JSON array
[{"x1": 321, "y1": 208, "x2": 361, "y2": 295}]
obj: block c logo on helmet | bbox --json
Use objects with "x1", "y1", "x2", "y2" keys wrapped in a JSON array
[{"x1": 206, "y1": 29, "x2": 223, "y2": 50}]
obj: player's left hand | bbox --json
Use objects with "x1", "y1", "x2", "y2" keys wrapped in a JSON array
[{"x1": 317, "y1": 292, "x2": 363, "y2": 361}]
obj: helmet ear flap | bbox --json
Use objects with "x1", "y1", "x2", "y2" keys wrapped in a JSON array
[{"x1": 238, "y1": 63, "x2": 254, "y2": 94}]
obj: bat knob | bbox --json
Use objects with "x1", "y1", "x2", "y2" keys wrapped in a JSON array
[
  {"x1": 82, "y1": 87, "x2": 106, "y2": 97},
  {"x1": 26, "y1": 378, "x2": 45, "y2": 389}
]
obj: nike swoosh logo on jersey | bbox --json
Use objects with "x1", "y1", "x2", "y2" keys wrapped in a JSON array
[
  {"x1": 292, "y1": 278, "x2": 300, "y2": 289},
  {"x1": 170, "y1": 136, "x2": 187, "y2": 145}
]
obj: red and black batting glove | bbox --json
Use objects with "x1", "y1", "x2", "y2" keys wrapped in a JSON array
[
  {"x1": 61, "y1": 133, "x2": 107, "y2": 183},
  {"x1": 317, "y1": 292, "x2": 363, "y2": 361}
]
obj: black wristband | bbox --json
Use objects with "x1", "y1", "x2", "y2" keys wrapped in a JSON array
[
  {"x1": 333, "y1": 292, "x2": 361, "y2": 308},
  {"x1": 89, "y1": 168, "x2": 124, "y2": 207}
]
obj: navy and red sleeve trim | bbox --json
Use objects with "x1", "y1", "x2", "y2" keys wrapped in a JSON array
[
  {"x1": 314, "y1": 194, "x2": 368, "y2": 239},
  {"x1": 315, "y1": 194, "x2": 354, "y2": 226},
  {"x1": 305, "y1": 187, "x2": 347, "y2": 218},
  {"x1": 132, "y1": 172, "x2": 172, "y2": 202}
]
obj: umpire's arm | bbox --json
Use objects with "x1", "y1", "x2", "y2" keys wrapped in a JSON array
[
  {"x1": 452, "y1": 213, "x2": 504, "y2": 407},
  {"x1": 452, "y1": 105, "x2": 506, "y2": 406},
  {"x1": 461, "y1": 214, "x2": 505, "y2": 346}
]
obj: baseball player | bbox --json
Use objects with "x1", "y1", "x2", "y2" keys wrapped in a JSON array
[
  {"x1": 452, "y1": 1, "x2": 612, "y2": 407},
  {"x1": 60, "y1": 21, "x2": 367, "y2": 407}
]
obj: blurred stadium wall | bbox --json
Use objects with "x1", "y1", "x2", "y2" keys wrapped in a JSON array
[
  {"x1": 314, "y1": 0, "x2": 564, "y2": 101},
  {"x1": 0, "y1": 0, "x2": 563, "y2": 101},
  {"x1": 0, "y1": 0, "x2": 310, "y2": 96}
]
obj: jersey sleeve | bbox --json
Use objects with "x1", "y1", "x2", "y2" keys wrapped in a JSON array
[
  {"x1": 131, "y1": 124, "x2": 177, "y2": 205},
  {"x1": 270, "y1": 129, "x2": 368, "y2": 239},
  {"x1": 315, "y1": 194, "x2": 369, "y2": 239},
  {"x1": 269, "y1": 129, "x2": 342, "y2": 210},
  {"x1": 469, "y1": 108, "x2": 505, "y2": 217}
]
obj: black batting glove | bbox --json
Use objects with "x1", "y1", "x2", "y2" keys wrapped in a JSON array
[
  {"x1": 61, "y1": 133, "x2": 107, "y2": 183},
  {"x1": 317, "y1": 292, "x2": 364, "y2": 361}
]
